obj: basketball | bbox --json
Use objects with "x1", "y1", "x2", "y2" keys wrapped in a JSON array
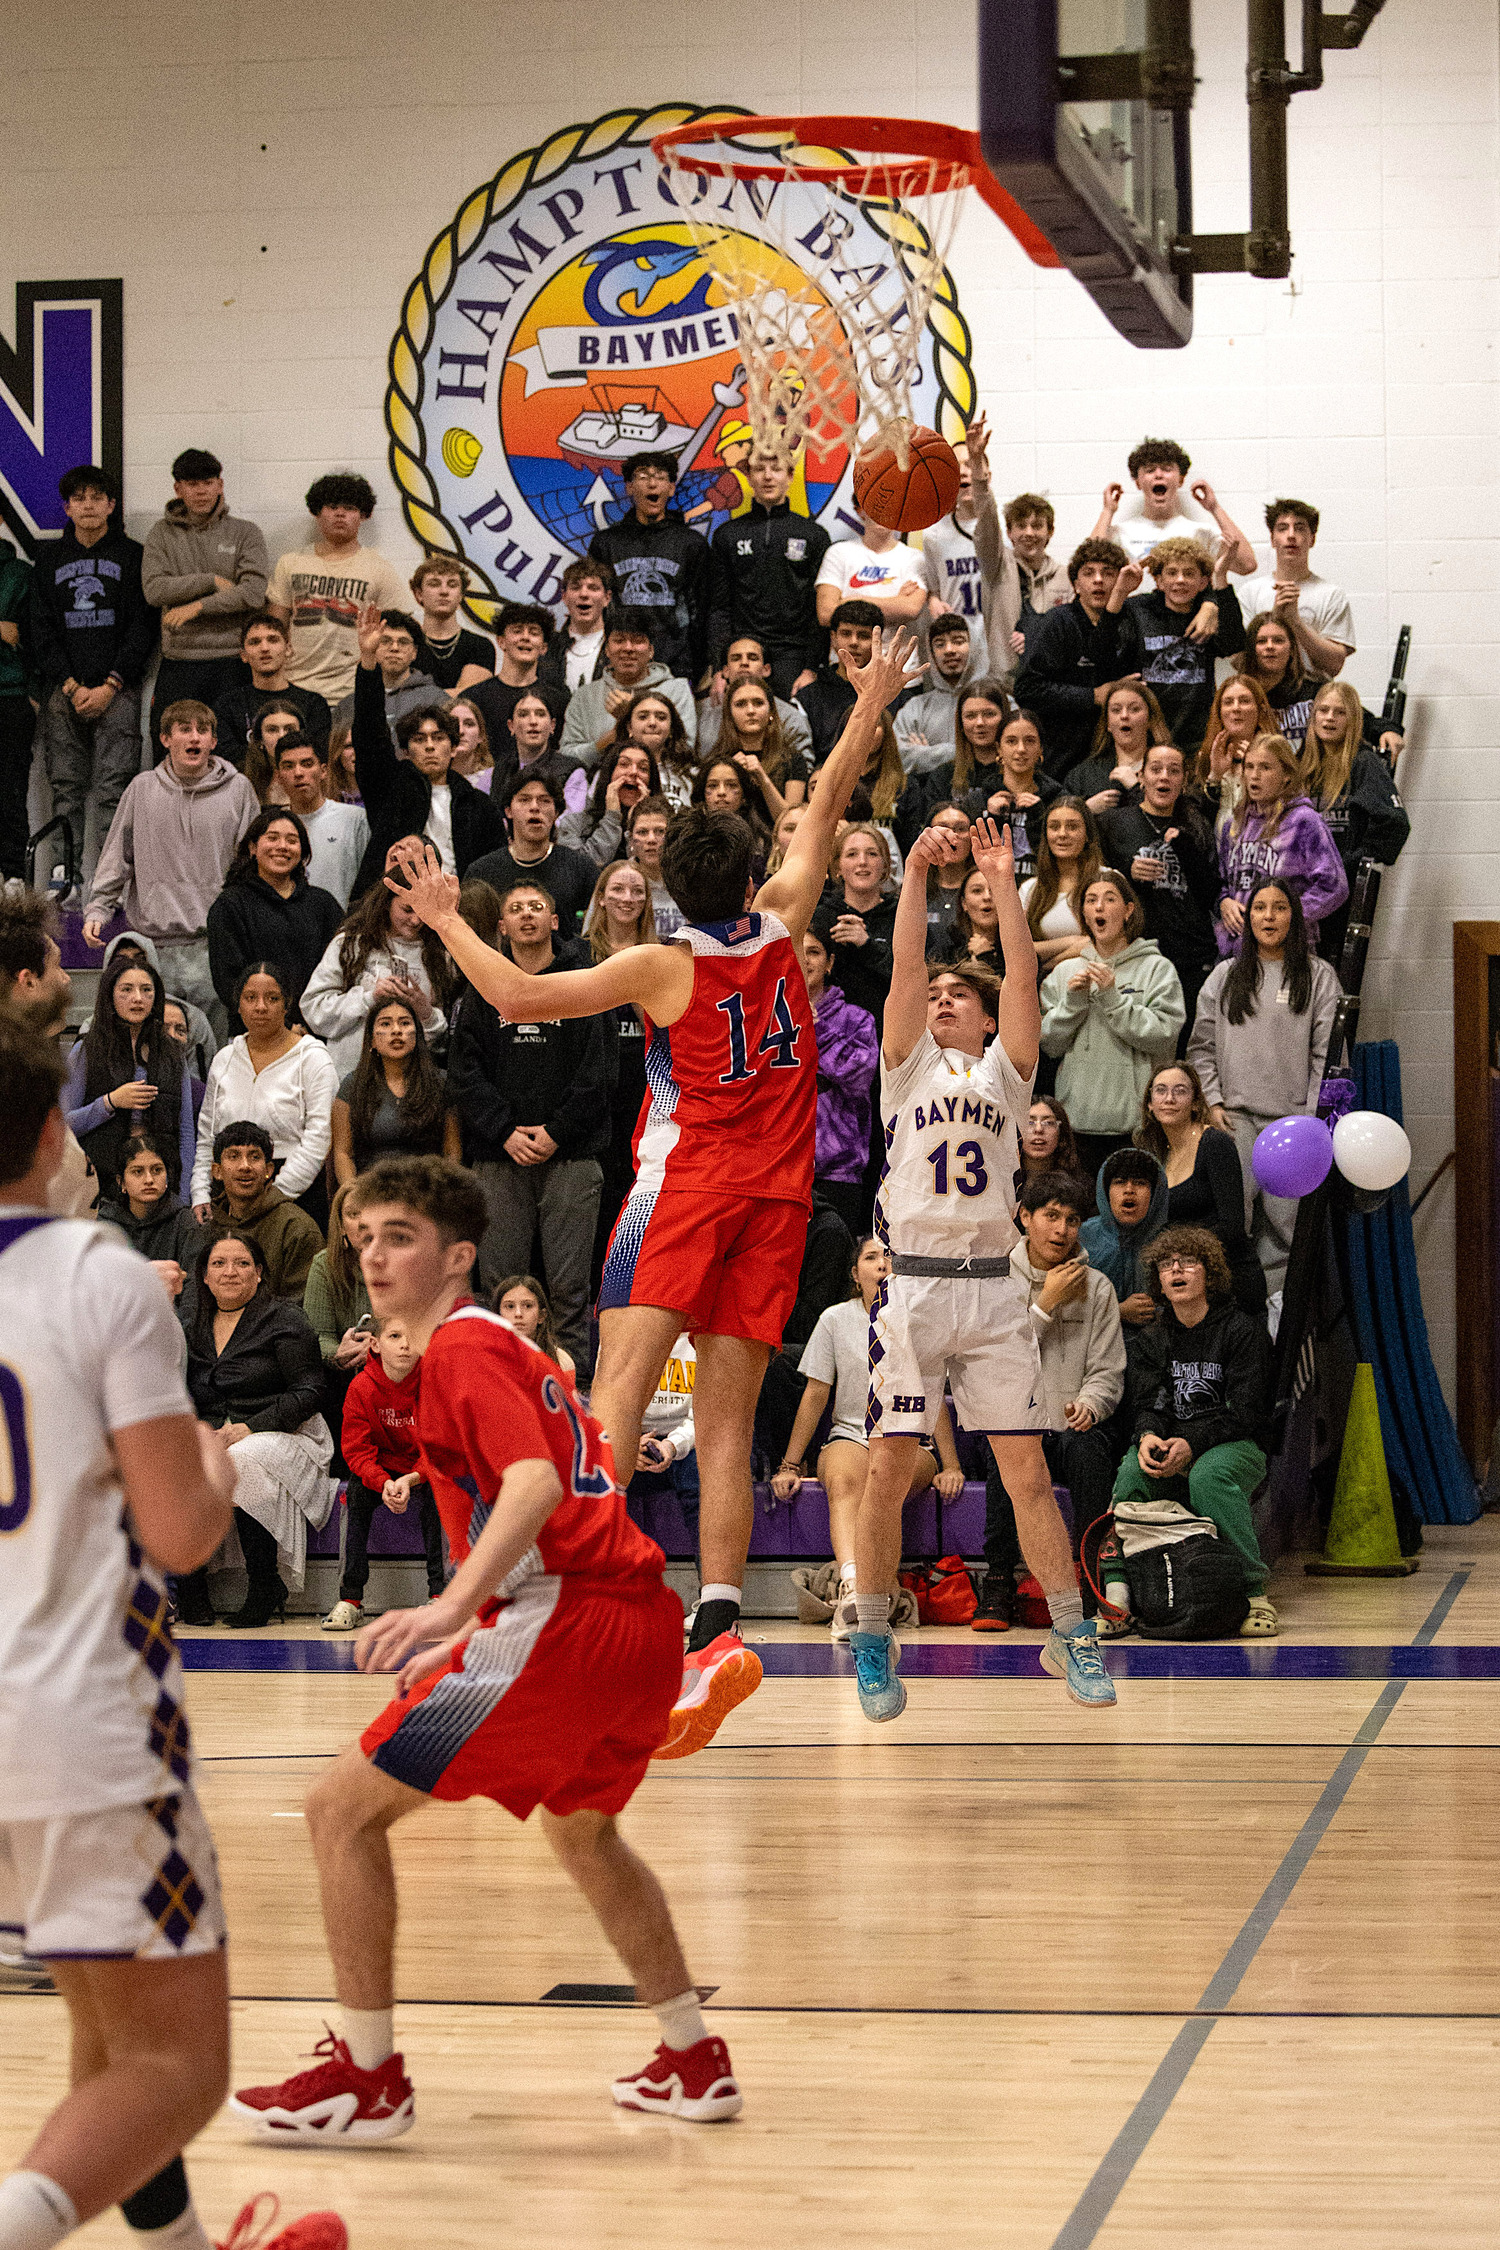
[{"x1": 853, "y1": 424, "x2": 963, "y2": 532}]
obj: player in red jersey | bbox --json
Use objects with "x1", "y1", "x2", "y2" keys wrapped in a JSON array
[
  {"x1": 389, "y1": 630, "x2": 918, "y2": 1756},
  {"x1": 231, "y1": 1156, "x2": 741, "y2": 2140}
]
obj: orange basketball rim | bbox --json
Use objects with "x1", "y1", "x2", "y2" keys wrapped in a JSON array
[{"x1": 652, "y1": 112, "x2": 1063, "y2": 269}]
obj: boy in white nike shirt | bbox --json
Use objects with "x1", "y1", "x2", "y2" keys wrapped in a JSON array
[{"x1": 849, "y1": 817, "x2": 1118, "y2": 1719}]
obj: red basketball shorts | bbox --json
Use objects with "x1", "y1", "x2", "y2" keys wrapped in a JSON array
[
  {"x1": 598, "y1": 1185, "x2": 809, "y2": 1348},
  {"x1": 361, "y1": 1575, "x2": 683, "y2": 1819}
]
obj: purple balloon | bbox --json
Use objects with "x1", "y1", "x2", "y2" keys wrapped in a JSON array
[{"x1": 1252, "y1": 1114, "x2": 1334, "y2": 1199}]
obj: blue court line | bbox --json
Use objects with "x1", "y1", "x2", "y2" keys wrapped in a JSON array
[
  {"x1": 177, "y1": 1635, "x2": 1495, "y2": 1679},
  {"x1": 1048, "y1": 1569, "x2": 1471, "y2": 2250}
]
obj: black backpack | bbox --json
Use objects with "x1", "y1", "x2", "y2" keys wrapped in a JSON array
[{"x1": 1124, "y1": 1536, "x2": 1249, "y2": 1640}]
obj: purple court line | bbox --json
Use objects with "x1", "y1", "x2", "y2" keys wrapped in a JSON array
[{"x1": 176, "y1": 1636, "x2": 1500, "y2": 1680}]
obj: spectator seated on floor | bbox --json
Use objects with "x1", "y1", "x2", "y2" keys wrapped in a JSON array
[
  {"x1": 973, "y1": 1170, "x2": 1126, "y2": 1630},
  {"x1": 492, "y1": 1271, "x2": 574, "y2": 1377},
  {"x1": 173, "y1": 1227, "x2": 333, "y2": 1629},
  {"x1": 1107, "y1": 1224, "x2": 1278, "y2": 1640},
  {"x1": 320, "y1": 1312, "x2": 447, "y2": 1633}
]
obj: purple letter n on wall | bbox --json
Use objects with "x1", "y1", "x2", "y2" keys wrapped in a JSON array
[{"x1": 0, "y1": 281, "x2": 123, "y2": 556}]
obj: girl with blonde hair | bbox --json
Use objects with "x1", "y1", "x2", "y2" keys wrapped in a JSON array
[{"x1": 1217, "y1": 732, "x2": 1348, "y2": 956}]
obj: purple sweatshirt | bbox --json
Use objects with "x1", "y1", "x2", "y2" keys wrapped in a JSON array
[
  {"x1": 812, "y1": 983, "x2": 879, "y2": 1184},
  {"x1": 1216, "y1": 799, "x2": 1349, "y2": 955}
]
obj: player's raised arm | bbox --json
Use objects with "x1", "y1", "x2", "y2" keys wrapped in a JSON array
[
  {"x1": 756, "y1": 628, "x2": 920, "y2": 942},
  {"x1": 971, "y1": 814, "x2": 1041, "y2": 1079},
  {"x1": 882, "y1": 822, "x2": 964, "y2": 1068},
  {"x1": 388, "y1": 842, "x2": 691, "y2": 1025}
]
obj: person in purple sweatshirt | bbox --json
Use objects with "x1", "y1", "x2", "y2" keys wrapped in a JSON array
[
  {"x1": 1216, "y1": 732, "x2": 1347, "y2": 956},
  {"x1": 803, "y1": 919, "x2": 880, "y2": 1239}
]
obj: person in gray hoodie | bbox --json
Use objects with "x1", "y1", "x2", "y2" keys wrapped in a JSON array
[
  {"x1": 81, "y1": 703, "x2": 258, "y2": 1037},
  {"x1": 1039, "y1": 866, "x2": 1185, "y2": 1175},
  {"x1": 891, "y1": 615, "x2": 988, "y2": 773},
  {"x1": 975, "y1": 1170, "x2": 1128, "y2": 1627},
  {"x1": 141, "y1": 448, "x2": 269, "y2": 737},
  {"x1": 558, "y1": 609, "x2": 696, "y2": 769}
]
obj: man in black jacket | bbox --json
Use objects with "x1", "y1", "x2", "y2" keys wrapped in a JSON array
[
  {"x1": 464, "y1": 768, "x2": 596, "y2": 933},
  {"x1": 446, "y1": 880, "x2": 610, "y2": 1367},
  {"x1": 794, "y1": 600, "x2": 883, "y2": 767},
  {"x1": 1111, "y1": 1224, "x2": 1276, "y2": 1634},
  {"x1": 350, "y1": 604, "x2": 504, "y2": 898},
  {"x1": 1100, "y1": 743, "x2": 1221, "y2": 1048},
  {"x1": 1015, "y1": 538, "x2": 1131, "y2": 782},
  {"x1": 31, "y1": 464, "x2": 157, "y2": 861},
  {"x1": 587, "y1": 452, "x2": 710, "y2": 682},
  {"x1": 707, "y1": 453, "x2": 831, "y2": 697}
]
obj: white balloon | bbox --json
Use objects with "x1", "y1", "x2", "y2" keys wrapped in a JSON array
[{"x1": 1332, "y1": 1109, "x2": 1412, "y2": 1193}]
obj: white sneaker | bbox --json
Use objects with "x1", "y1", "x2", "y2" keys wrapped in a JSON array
[
  {"x1": 321, "y1": 1599, "x2": 363, "y2": 1632},
  {"x1": 830, "y1": 1580, "x2": 858, "y2": 1643}
]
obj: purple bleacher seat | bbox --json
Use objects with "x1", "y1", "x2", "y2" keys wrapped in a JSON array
[{"x1": 59, "y1": 905, "x2": 124, "y2": 970}]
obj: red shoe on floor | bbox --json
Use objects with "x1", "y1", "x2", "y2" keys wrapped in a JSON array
[
  {"x1": 219, "y1": 2193, "x2": 348, "y2": 2249},
  {"x1": 612, "y1": 2034, "x2": 743, "y2": 2121},
  {"x1": 651, "y1": 1630, "x2": 763, "y2": 1760},
  {"x1": 229, "y1": 2029, "x2": 414, "y2": 2143}
]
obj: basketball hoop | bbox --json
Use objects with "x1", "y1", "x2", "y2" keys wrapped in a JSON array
[{"x1": 653, "y1": 114, "x2": 1059, "y2": 473}]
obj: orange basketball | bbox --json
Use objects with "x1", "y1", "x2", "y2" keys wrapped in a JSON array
[{"x1": 852, "y1": 425, "x2": 963, "y2": 533}]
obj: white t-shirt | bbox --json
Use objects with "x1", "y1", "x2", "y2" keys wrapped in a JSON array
[
  {"x1": 816, "y1": 537, "x2": 926, "y2": 607},
  {"x1": 425, "y1": 782, "x2": 456, "y2": 875},
  {"x1": 1018, "y1": 879, "x2": 1083, "y2": 942},
  {"x1": 300, "y1": 798, "x2": 370, "y2": 909},
  {"x1": 267, "y1": 543, "x2": 410, "y2": 701},
  {"x1": 798, "y1": 1296, "x2": 876, "y2": 1447},
  {"x1": 0, "y1": 1214, "x2": 198, "y2": 1818},
  {"x1": 641, "y1": 1333, "x2": 696, "y2": 1459},
  {"x1": 876, "y1": 1029, "x2": 1033, "y2": 1261},
  {"x1": 1236, "y1": 570, "x2": 1356, "y2": 652},
  {"x1": 1114, "y1": 509, "x2": 1215, "y2": 564},
  {"x1": 564, "y1": 626, "x2": 605, "y2": 691}
]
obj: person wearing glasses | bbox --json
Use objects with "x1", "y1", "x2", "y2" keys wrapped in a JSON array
[{"x1": 1107, "y1": 1223, "x2": 1277, "y2": 1639}]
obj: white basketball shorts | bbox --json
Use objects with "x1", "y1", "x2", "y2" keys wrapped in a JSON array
[
  {"x1": 866, "y1": 1269, "x2": 1046, "y2": 1439},
  {"x1": 0, "y1": 1788, "x2": 227, "y2": 1961}
]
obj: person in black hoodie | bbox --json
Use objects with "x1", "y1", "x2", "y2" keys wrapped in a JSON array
[
  {"x1": 587, "y1": 451, "x2": 711, "y2": 682},
  {"x1": 707, "y1": 452, "x2": 831, "y2": 697},
  {"x1": 98, "y1": 1134, "x2": 205, "y2": 1312},
  {"x1": 349, "y1": 602, "x2": 505, "y2": 898},
  {"x1": 1100, "y1": 742, "x2": 1221, "y2": 1047},
  {"x1": 445, "y1": 878, "x2": 610, "y2": 1370},
  {"x1": 1015, "y1": 538, "x2": 1132, "y2": 782},
  {"x1": 1104, "y1": 540, "x2": 1246, "y2": 756},
  {"x1": 1110, "y1": 1223, "x2": 1277, "y2": 1636},
  {"x1": 794, "y1": 599, "x2": 884, "y2": 766},
  {"x1": 31, "y1": 464, "x2": 158, "y2": 857},
  {"x1": 206, "y1": 805, "x2": 343, "y2": 1017}
]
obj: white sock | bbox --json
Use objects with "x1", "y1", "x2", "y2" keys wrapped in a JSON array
[
  {"x1": 855, "y1": 1593, "x2": 890, "y2": 1633},
  {"x1": 698, "y1": 1583, "x2": 741, "y2": 1608},
  {"x1": 132, "y1": 2209, "x2": 212, "y2": 2250},
  {"x1": 839, "y1": 1562, "x2": 856, "y2": 1586},
  {"x1": 653, "y1": 1989, "x2": 706, "y2": 2052},
  {"x1": 0, "y1": 2172, "x2": 77, "y2": 2250},
  {"x1": 341, "y1": 2005, "x2": 395, "y2": 2072},
  {"x1": 1048, "y1": 1590, "x2": 1085, "y2": 1633}
]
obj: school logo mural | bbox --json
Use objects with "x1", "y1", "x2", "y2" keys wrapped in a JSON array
[
  {"x1": 0, "y1": 281, "x2": 123, "y2": 556},
  {"x1": 385, "y1": 105, "x2": 976, "y2": 627}
]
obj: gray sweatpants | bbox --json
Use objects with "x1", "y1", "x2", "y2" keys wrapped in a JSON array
[
  {"x1": 474, "y1": 1155, "x2": 603, "y2": 1374},
  {"x1": 152, "y1": 936, "x2": 225, "y2": 1044},
  {"x1": 1227, "y1": 1106, "x2": 1299, "y2": 1294},
  {"x1": 39, "y1": 685, "x2": 143, "y2": 858}
]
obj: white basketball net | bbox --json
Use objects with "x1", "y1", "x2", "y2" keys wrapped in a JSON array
[{"x1": 662, "y1": 133, "x2": 969, "y2": 472}]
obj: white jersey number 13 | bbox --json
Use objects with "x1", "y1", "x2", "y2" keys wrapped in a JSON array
[{"x1": 926, "y1": 1140, "x2": 989, "y2": 1198}]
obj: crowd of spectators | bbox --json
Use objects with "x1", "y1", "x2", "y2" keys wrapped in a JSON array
[{"x1": 0, "y1": 421, "x2": 1413, "y2": 1634}]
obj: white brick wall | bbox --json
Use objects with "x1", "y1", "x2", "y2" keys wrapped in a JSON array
[{"x1": 4, "y1": 0, "x2": 1494, "y2": 1399}]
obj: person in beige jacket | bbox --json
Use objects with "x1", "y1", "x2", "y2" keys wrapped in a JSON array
[
  {"x1": 141, "y1": 448, "x2": 269, "y2": 733},
  {"x1": 973, "y1": 1170, "x2": 1127, "y2": 1628}
]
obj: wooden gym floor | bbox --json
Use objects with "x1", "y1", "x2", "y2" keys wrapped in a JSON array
[{"x1": 6, "y1": 1519, "x2": 1500, "y2": 2249}]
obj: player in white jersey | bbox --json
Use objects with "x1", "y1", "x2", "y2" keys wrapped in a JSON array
[
  {"x1": 0, "y1": 1023, "x2": 344, "y2": 2250},
  {"x1": 849, "y1": 818, "x2": 1118, "y2": 1719}
]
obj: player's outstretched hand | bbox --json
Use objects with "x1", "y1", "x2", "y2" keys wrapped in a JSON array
[
  {"x1": 385, "y1": 838, "x2": 461, "y2": 930},
  {"x1": 907, "y1": 822, "x2": 967, "y2": 874},
  {"x1": 355, "y1": 1589, "x2": 469, "y2": 1678},
  {"x1": 970, "y1": 815, "x2": 1015, "y2": 887},
  {"x1": 846, "y1": 625, "x2": 921, "y2": 710}
]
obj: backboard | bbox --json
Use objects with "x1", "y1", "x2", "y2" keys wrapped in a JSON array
[{"x1": 979, "y1": 0, "x2": 1196, "y2": 348}]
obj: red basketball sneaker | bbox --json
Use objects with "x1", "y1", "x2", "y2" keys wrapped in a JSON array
[
  {"x1": 229, "y1": 2030, "x2": 415, "y2": 2143},
  {"x1": 611, "y1": 2034, "x2": 743, "y2": 2122},
  {"x1": 651, "y1": 1630, "x2": 763, "y2": 1760},
  {"x1": 219, "y1": 2193, "x2": 349, "y2": 2248}
]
